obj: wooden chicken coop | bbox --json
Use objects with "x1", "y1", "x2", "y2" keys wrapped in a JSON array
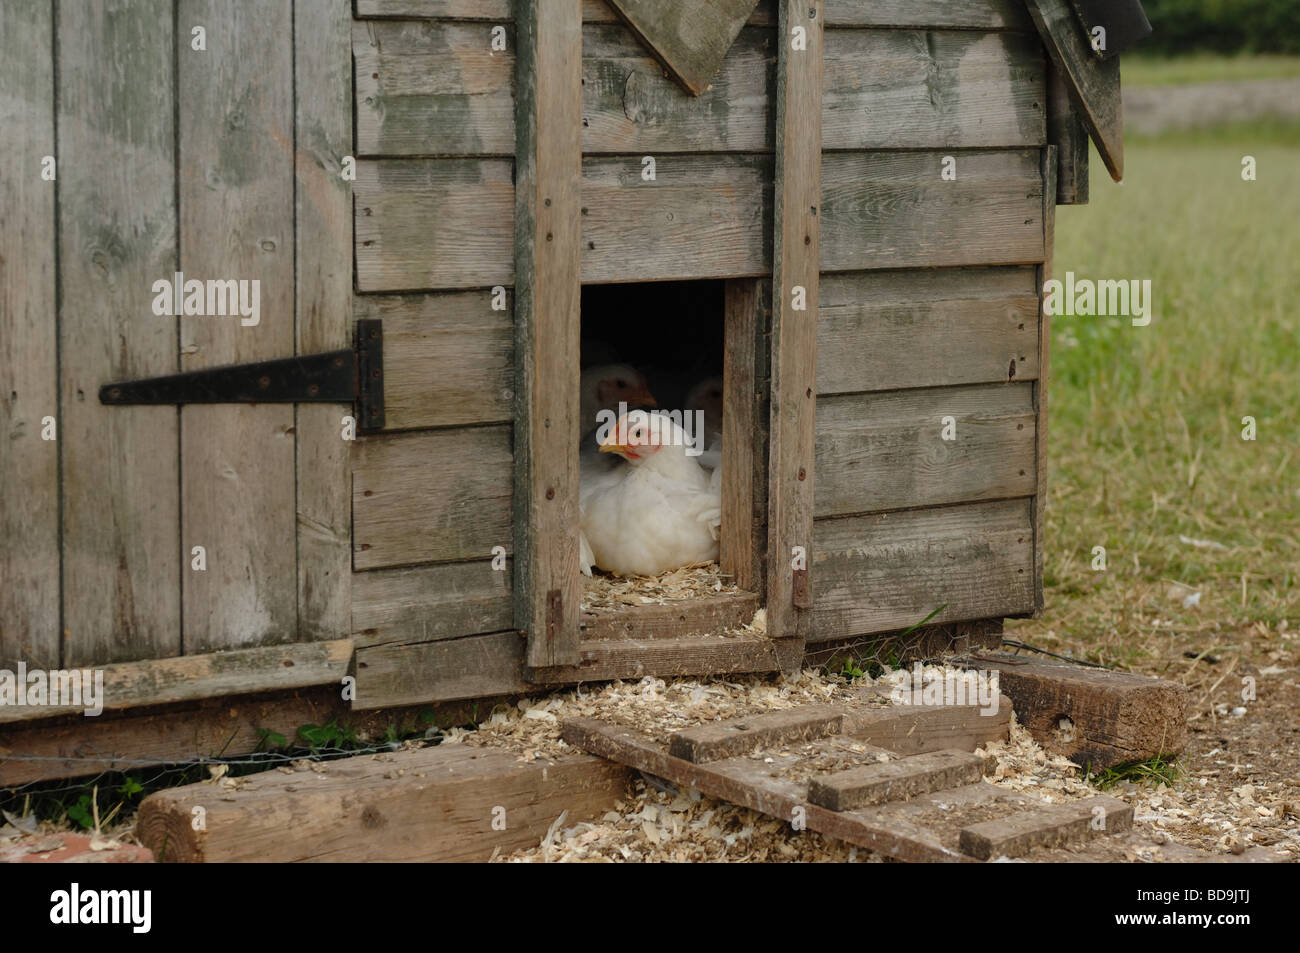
[{"x1": 0, "y1": 0, "x2": 1137, "y2": 778}]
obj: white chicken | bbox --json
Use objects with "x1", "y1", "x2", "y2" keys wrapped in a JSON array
[{"x1": 580, "y1": 410, "x2": 721, "y2": 577}]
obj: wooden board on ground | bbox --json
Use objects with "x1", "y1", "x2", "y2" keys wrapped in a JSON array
[
  {"x1": 563, "y1": 704, "x2": 1132, "y2": 862},
  {"x1": 136, "y1": 745, "x2": 632, "y2": 862},
  {"x1": 960, "y1": 652, "x2": 1188, "y2": 769}
]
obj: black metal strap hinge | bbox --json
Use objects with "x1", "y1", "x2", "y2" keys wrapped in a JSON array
[{"x1": 99, "y1": 319, "x2": 385, "y2": 431}]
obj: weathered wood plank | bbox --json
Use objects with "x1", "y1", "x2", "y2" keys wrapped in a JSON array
[
  {"x1": 1047, "y1": 63, "x2": 1089, "y2": 204},
  {"x1": 962, "y1": 653, "x2": 1188, "y2": 769},
  {"x1": 807, "y1": 749, "x2": 984, "y2": 811},
  {"x1": 562, "y1": 717, "x2": 971, "y2": 861},
  {"x1": 179, "y1": 0, "x2": 296, "y2": 652},
  {"x1": 137, "y1": 745, "x2": 630, "y2": 862},
  {"x1": 582, "y1": 24, "x2": 774, "y2": 153},
  {"x1": 1035, "y1": 147, "x2": 1057, "y2": 612},
  {"x1": 1025, "y1": 0, "x2": 1123, "y2": 180},
  {"x1": 353, "y1": 630, "x2": 528, "y2": 708},
  {"x1": 581, "y1": 155, "x2": 772, "y2": 283},
  {"x1": 528, "y1": 635, "x2": 799, "y2": 684},
  {"x1": 604, "y1": 0, "x2": 761, "y2": 96},
  {"x1": 354, "y1": 291, "x2": 514, "y2": 430},
  {"x1": 296, "y1": 0, "x2": 354, "y2": 641},
  {"x1": 581, "y1": 592, "x2": 759, "y2": 641},
  {"x1": 57, "y1": 0, "x2": 180, "y2": 666},
  {"x1": 356, "y1": 0, "x2": 514, "y2": 18},
  {"x1": 818, "y1": 268, "x2": 1041, "y2": 394},
  {"x1": 354, "y1": 19, "x2": 516, "y2": 156},
  {"x1": 821, "y1": 149, "x2": 1045, "y2": 272},
  {"x1": 515, "y1": 0, "x2": 583, "y2": 668},
  {"x1": 0, "y1": 640, "x2": 353, "y2": 724},
  {"x1": 823, "y1": 30, "x2": 1044, "y2": 150},
  {"x1": 824, "y1": 0, "x2": 1034, "y2": 30},
  {"x1": 814, "y1": 383, "x2": 1038, "y2": 518},
  {"x1": 355, "y1": 158, "x2": 515, "y2": 291},
  {"x1": 840, "y1": 696, "x2": 1013, "y2": 753},
  {"x1": 352, "y1": 560, "x2": 512, "y2": 647},
  {"x1": 721, "y1": 280, "x2": 761, "y2": 591},
  {"x1": 352, "y1": 426, "x2": 512, "y2": 570},
  {"x1": 766, "y1": 0, "x2": 821, "y2": 641},
  {"x1": 813, "y1": 498, "x2": 1036, "y2": 641},
  {"x1": 0, "y1": 0, "x2": 58, "y2": 670},
  {"x1": 668, "y1": 706, "x2": 845, "y2": 763},
  {"x1": 959, "y1": 796, "x2": 1132, "y2": 860}
]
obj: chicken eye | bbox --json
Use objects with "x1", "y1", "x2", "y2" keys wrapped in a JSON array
[{"x1": 616, "y1": 379, "x2": 627, "y2": 388}]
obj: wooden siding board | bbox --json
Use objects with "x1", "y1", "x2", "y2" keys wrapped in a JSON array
[
  {"x1": 57, "y1": 0, "x2": 181, "y2": 666},
  {"x1": 354, "y1": 630, "x2": 528, "y2": 708},
  {"x1": 296, "y1": 0, "x2": 355, "y2": 641},
  {"x1": 817, "y1": 268, "x2": 1041, "y2": 394},
  {"x1": 0, "y1": 0, "x2": 59, "y2": 669},
  {"x1": 514, "y1": 0, "x2": 583, "y2": 667},
  {"x1": 352, "y1": 426, "x2": 513, "y2": 570},
  {"x1": 352, "y1": 560, "x2": 513, "y2": 647},
  {"x1": 815, "y1": 383, "x2": 1037, "y2": 518},
  {"x1": 178, "y1": 0, "x2": 297, "y2": 653},
  {"x1": 812, "y1": 498, "x2": 1036, "y2": 642},
  {"x1": 766, "y1": 0, "x2": 822, "y2": 638},
  {"x1": 820, "y1": 149, "x2": 1046, "y2": 272},
  {"x1": 354, "y1": 291, "x2": 514, "y2": 430},
  {"x1": 822, "y1": 30, "x2": 1045, "y2": 150}
]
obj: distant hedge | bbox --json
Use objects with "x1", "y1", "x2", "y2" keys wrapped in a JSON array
[{"x1": 1140, "y1": 0, "x2": 1300, "y2": 55}]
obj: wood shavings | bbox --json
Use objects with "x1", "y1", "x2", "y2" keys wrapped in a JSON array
[{"x1": 580, "y1": 562, "x2": 737, "y2": 611}]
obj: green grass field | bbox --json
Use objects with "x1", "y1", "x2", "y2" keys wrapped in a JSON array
[
  {"x1": 1122, "y1": 52, "x2": 1300, "y2": 86},
  {"x1": 1006, "y1": 120, "x2": 1300, "y2": 687}
]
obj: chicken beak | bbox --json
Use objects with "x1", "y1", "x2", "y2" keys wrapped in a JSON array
[
  {"x1": 636, "y1": 393, "x2": 658, "y2": 408},
  {"x1": 599, "y1": 442, "x2": 630, "y2": 456}
]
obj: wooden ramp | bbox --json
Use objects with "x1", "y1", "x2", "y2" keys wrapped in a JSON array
[{"x1": 562, "y1": 706, "x2": 1133, "y2": 862}]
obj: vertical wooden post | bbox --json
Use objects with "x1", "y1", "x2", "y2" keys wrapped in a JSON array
[
  {"x1": 767, "y1": 0, "x2": 822, "y2": 642},
  {"x1": 1033, "y1": 145, "x2": 1057, "y2": 614},
  {"x1": 1046, "y1": 64, "x2": 1089, "y2": 205},
  {"x1": 294, "y1": 0, "x2": 354, "y2": 640},
  {"x1": 0, "y1": 0, "x2": 58, "y2": 670},
  {"x1": 721, "y1": 280, "x2": 761, "y2": 594},
  {"x1": 515, "y1": 0, "x2": 583, "y2": 668}
]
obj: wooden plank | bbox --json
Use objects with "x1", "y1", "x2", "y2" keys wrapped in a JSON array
[
  {"x1": 604, "y1": 0, "x2": 761, "y2": 96},
  {"x1": 766, "y1": 0, "x2": 821, "y2": 641},
  {"x1": 808, "y1": 749, "x2": 984, "y2": 810},
  {"x1": 814, "y1": 383, "x2": 1038, "y2": 518},
  {"x1": 356, "y1": 0, "x2": 514, "y2": 17},
  {"x1": 963, "y1": 653, "x2": 1188, "y2": 769},
  {"x1": 562, "y1": 716, "x2": 971, "y2": 861},
  {"x1": 355, "y1": 291, "x2": 514, "y2": 430},
  {"x1": 840, "y1": 697, "x2": 1013, "y2": 754},
  {"x1": 1035, "y1": 147, "x2": 1057, "y2": 612},
  {"x1": 1047, "y1": 63, "x2": 1089, "y2": 204},
  {"x1": 355, "y1": 158, "x2": 515, "y2": 291},
  {"x1": 296, "y1": 0, "x2": 354, "y2": 642},
  {"x1": 354, "y1": 20, "x2": 516, "y2": 157},
  {"x1": 721, "y1": 280, "x2": 761, "y2": 591},
  {"x1": 1024, "y1": 0, "x2": 1123, "y2": 180},
  {"x1": 813, "y1": 499, "x2": 1036, "y2": 641},
  {"x1": 667, "y1": 706, "x2": 844, "y2": 763},
  {"x1": 824, "y1": 0, "x2": 1034, "y2": 30},
  {"x1": 581, "y1": 155, "x2": 771, "y2": 284},
  {"x1": 0, "y1": 0, "x2": 58, "y2": 670},
  {"x1": 818, "y1": 268, "x2": 1041, "y2": 395},
  {"x1": 0, "y1": 640, "x2": 353, "y2": 724},
  {"x1": 821, "y1": 150, "x2": 1045, "y2": 272},
  {"x1": 959, "y1": 795, "x2": 1131, "y2": 860},
  {"x1": 57, "y1": 0, "x2": 180, "y2": 666},
  {"x1": 352, "y1": 426, "x2": 512, "y2": 570},
  {"x1": 581, "y1": 592, "x2": 759, "y2": 641},
  {"x1": 178, "y1": 0, "x2": 296, "y2": 652},
  {"x1": 528, "y1": 634, "x2": 798, "y2": 684},
  {"x1": 137, "y1": 745, "x2": 631, "y2": 862},
  {"x1": 357, "y1": 155, "x2": 770, "y2": 291},
  {"x1": 353, "y1": 560, "x2": 512, "y2": 647},
  {"x1": 353, "y1": 630, "x2": 527, "y2": 708},
  {"x1": 823, "y1": 30, "x2": 1045, "y2": 150},
  {"x1": 514, "y1": 0, "x2": 583, "y2": 668}
]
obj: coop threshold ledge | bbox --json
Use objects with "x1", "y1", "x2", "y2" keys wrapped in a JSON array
[{"x1": 0, "y1": 639, "x2": 354, "y2": 725}]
